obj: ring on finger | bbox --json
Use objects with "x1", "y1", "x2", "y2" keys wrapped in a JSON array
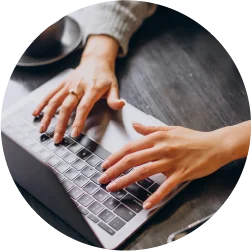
[{"x1": 69, "y1": 88, "x2": 81, "y2": 102}]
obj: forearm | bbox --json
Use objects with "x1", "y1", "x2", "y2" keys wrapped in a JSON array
[
  {"x1": 223, "y1": 121, "x2": 251, "y2": 161},
  {"x1": 81, "y1": 35, "x2": 119, "y2": 69}
]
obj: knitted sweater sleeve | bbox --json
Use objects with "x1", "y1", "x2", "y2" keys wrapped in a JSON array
[{"x1": 70, "y1": 1, "x2": 157, "y2": 56}]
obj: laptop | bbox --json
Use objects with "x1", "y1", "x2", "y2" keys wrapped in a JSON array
[{"x1": 1, "y1": 69, "x2": 189, "y2": 249}]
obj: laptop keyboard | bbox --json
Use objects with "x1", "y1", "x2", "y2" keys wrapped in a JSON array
[{"x1": 1, "y1": 101, "x2": 161, "y2": 236}]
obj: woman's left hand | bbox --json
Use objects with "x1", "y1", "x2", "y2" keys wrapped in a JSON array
[{"x1": 98, "y1": 123, "x2": 233, "y2": 210}]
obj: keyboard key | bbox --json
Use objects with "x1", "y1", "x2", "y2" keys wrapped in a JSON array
[
  {"x1": 55, "y1": 172, "x2": 65, "y2": 182},
  {"x1": 68, "y1": 142, "x2": 83, "y2": 154},
  {"x1": 148, "y1": 183, "x2": 160, "y2": 193},
  {"x1": 99, "y1": 184, "x2": 108, "y2": 190},
  {"x1": 103, "y1": 197, "x2": 119, "y2": 210},
  {"x1": 37, "y1": 134, "x2": 51, "y2": 145},
  {"x1": 54, "y1": 146, "x2": 68, "y2": 157},
  {"x1": 29, "y1": 128, "x2": 42, "y2": 139},
  {"x1": 17, "y1": 108, "x2": 39, "y2": 124},
  {"x1": 8, "y1": 115, "x2": 25, "y2": 127},
  {"x1": 109, "y1": 217, "x2": 125, "y2": 231},
  {"x1": 87, "y1": 214, "x2": 99, "y2": 223},
  {"x1": 86, "y1": 155, "x2": 101, "y2": 167},
  {"x1": 125, "y1": 183, "x2": 151, "y2": 202},
  {"x1": 22, "y1": 137, "x2": 35, "y2": 147},
  {"x1": 61, "y1": 179, "x2": 74, "y2": 191},
  {"x1": 83, "y1": 182, "x2": 98, "y2": 195},
  {"x1": 94, "y1": 189, "x2": 109, "y2": 202},
  {"x1": 114, "y1": 204, "x2": 135, "y2": 222},
  {"x1": 46, "y1": 155, "x2": 60, "y2": 167},
  {"x1": 81, "y1": 165, "x2": 96, "y2": 178},
  {"x1": 73, "y1": 175, "x2": 88, "y2": 187},
  {"x1": 78, "y1": 205, "x2": 88, "y2": 215},
  {"x1": 19, "y1": 123, "x2": 34, "y2": 133},
  {"x1": 64, "y1": 168, "x2": 79, "y2": 180},
  {"x1": 98, "y1": 209, "x2": 115, "y2": 223},
  {"x1": 76, "y1": 148, "x2": 92, "y2": 160},
  {"x1": 69, "y1": 187, "x2": 84, "y2": 199},
  {"x1": 5, "y1": 128, "x2": 19, "y2": 137},
  {"x1": 15, "y1": 131, "x2": 26, "y2": 142},
  {"x1": 95, "y1": 162, "x2": 105, "y2": 173},
  {"x1": 137, "y1": 178, "x2": 154, "y2": 189},
  {"x1": 30, "y1": 143, "x2": 43, "y2": 153},
  {"x1": 60, "y1": 136, "x2": 74, "y2": 147},
  {"x1": 45, "y1": 140, "x2": 59, "y2": 151},
  {"x1": 98, "y1": 222, "x2": 115, "y2": 235},
  {"x1": 37, "y1": 148, "x2": 51, "y2": 160},
  {"x1": 54, "y1": 162, "x2": 70, "y2": 173},
  {"x1": 111, "y1": 189, "x2": 127, "y2": 200},
  {"x1": 71, "y1": 159, "x2": 87, "y2": 171},
  {"x1": 88, "y1": 201, "x2": 104, "y2": 215},
  {"x1": 73, "y1": 133, "x2": 111, "y2": 159},
  {"x1": 63, "y1": 152, "x2": 78, "y2": 164},
  {"x1": 90, "y1": 172, "x2": 101, "y2": 184},
  {"x1": 78, "y1": 194, "x2": 93, "y2": 207},
  {"x1": 123, "y1": 168, "x2": 133, "y2": 174},
  {"x1": 45, "y1": 126, "x2": 54, "y2": 136},
  {"x1": 121, "y1": 194, "x2": 143, "y2": 213}
]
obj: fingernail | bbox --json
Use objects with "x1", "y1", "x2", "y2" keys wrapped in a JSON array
[
  {"x1": 54, "y1": 133, "x2": 61, "y2": 144},
  {"x1": 132, "y1": 121, "x2": 143, "y2": 126},
  {"x1": 71, "y1": 127, "x2": 79, "y2": 138},
  {"x1": 101, "y1": 160, "x2": 110, "y2": 169},
  {"x1": 143, "y1": 201, "x2": 152, "y2": 210},
  {"x1": 97, "y1": 173, "x2": 108, "y2": 184},
  {"x1": 106, "y1": 181, "x2": 117, "y2": 192},
  {"x1": 33, "y1": 109, "x2": 38, "y2": 116},
  {"x1": 39, "y1": 124, "x2": 45, "y2": 133}
]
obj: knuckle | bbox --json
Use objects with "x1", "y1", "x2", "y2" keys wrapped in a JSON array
[
  {"x1": 140, "y1": 166, "x2": 150, "y2": 177},
  {"x1": 124, "y1": 155, "x2": 134, "y2": 166},
  {"x1": 123, "y1": 143, "x2": 133, "y2": 155},
  {"x1": 78, "y1": 102, "x2": 91, "y2": 111},
  {"x1": 48, "y1": 98, "x2": 59, "y2": 107},
  {"x1": 61, "y1": 103, "x2": 72, "y2": 113},
  {"x1": 107, "y1": 168, "x2": 116, "y2": 180}
]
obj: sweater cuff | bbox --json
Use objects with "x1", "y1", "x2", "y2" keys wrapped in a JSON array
[{"x1": 74, "y1": 2, "x2": 156, "y2": 57}]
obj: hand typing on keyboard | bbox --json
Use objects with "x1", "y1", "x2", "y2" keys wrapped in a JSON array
[
  {"x1": 98, "y1": 123, "x2": 238, "y2": 210},
  {"x1": 32, "y1": 35, "x2": 125, "y2": 144}
]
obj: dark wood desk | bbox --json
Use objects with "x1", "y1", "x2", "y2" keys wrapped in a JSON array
[{"x1": 6, "y1": 7, "x2": 249, "y2": 249}]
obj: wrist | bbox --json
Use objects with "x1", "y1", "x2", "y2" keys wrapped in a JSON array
[
  {"x1": 81, "y1": 35, "x2": 119, "y2": 66},
  {"x1": 215, "y1": 122, "x2": 250, "y2": 162}
]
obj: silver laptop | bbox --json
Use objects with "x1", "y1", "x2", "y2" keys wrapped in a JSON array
[{"x1": 1, "y1": 69, "x2": 189, "y2": 249}]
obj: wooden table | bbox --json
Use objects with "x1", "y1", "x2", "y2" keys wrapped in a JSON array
[{"x1": 6, "y1": 6, "x2": 249, "y2": 249}]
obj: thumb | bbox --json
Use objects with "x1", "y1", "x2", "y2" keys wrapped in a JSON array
[
  {"x1": 106, "y1": 85, "x2": 125, "y2": 110},
  {"x1": 132, "y1": 122, "x2": 176, "y2": 135}
]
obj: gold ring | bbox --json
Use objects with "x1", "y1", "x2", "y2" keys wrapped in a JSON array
[{"x1": 69, "y1": 88, "x2": 81, "y2": 102}]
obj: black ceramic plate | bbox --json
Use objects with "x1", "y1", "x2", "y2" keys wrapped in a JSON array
[{"x1": 17, "y1": 16, "x2": 82, "y2": 67}]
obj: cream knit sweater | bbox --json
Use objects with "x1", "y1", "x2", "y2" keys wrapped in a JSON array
[{"x1": 70, "y1": 1, "x2": 157, "y2": 56}]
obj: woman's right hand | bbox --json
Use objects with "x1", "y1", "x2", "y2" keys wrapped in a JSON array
[{"x1": 33, "y1": 35, "x2": 124, "y2": 144}]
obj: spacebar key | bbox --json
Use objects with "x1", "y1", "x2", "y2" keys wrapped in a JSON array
[{"x1": 125, "y1": 183, "x2": 151, "y2": 202}]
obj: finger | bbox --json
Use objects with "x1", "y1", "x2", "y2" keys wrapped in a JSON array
[
  {"x1": 105, "y1": 161, "x2": 162, "y2": 191},
  {"x1": 39, "y1": 86, "x2": 70, "y2": 132},
  {"x1": 106, "y1": 83, "x2": 125, "y2": 110},
  {"x1": 98, "y1": 148, "x2": 159, "y2": 184},
  {"x1": 71, "y1": 89, "x2": 104, "y2": 137},
  {"x1": 132, "y1": 122, "x2": 176, "y2": 136},
  {"x1": 33, "y1": 82, "x2": 65, "y2": 116},
  {"x1": 53, "y1": 94, "x2": 79, "y2": 143},
  {"x1": 101, "y1": 137, "x2": 155, "y2": 169},
  {"x1": 143, "y1": 173, "x2": 180, "y2": 210}
]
